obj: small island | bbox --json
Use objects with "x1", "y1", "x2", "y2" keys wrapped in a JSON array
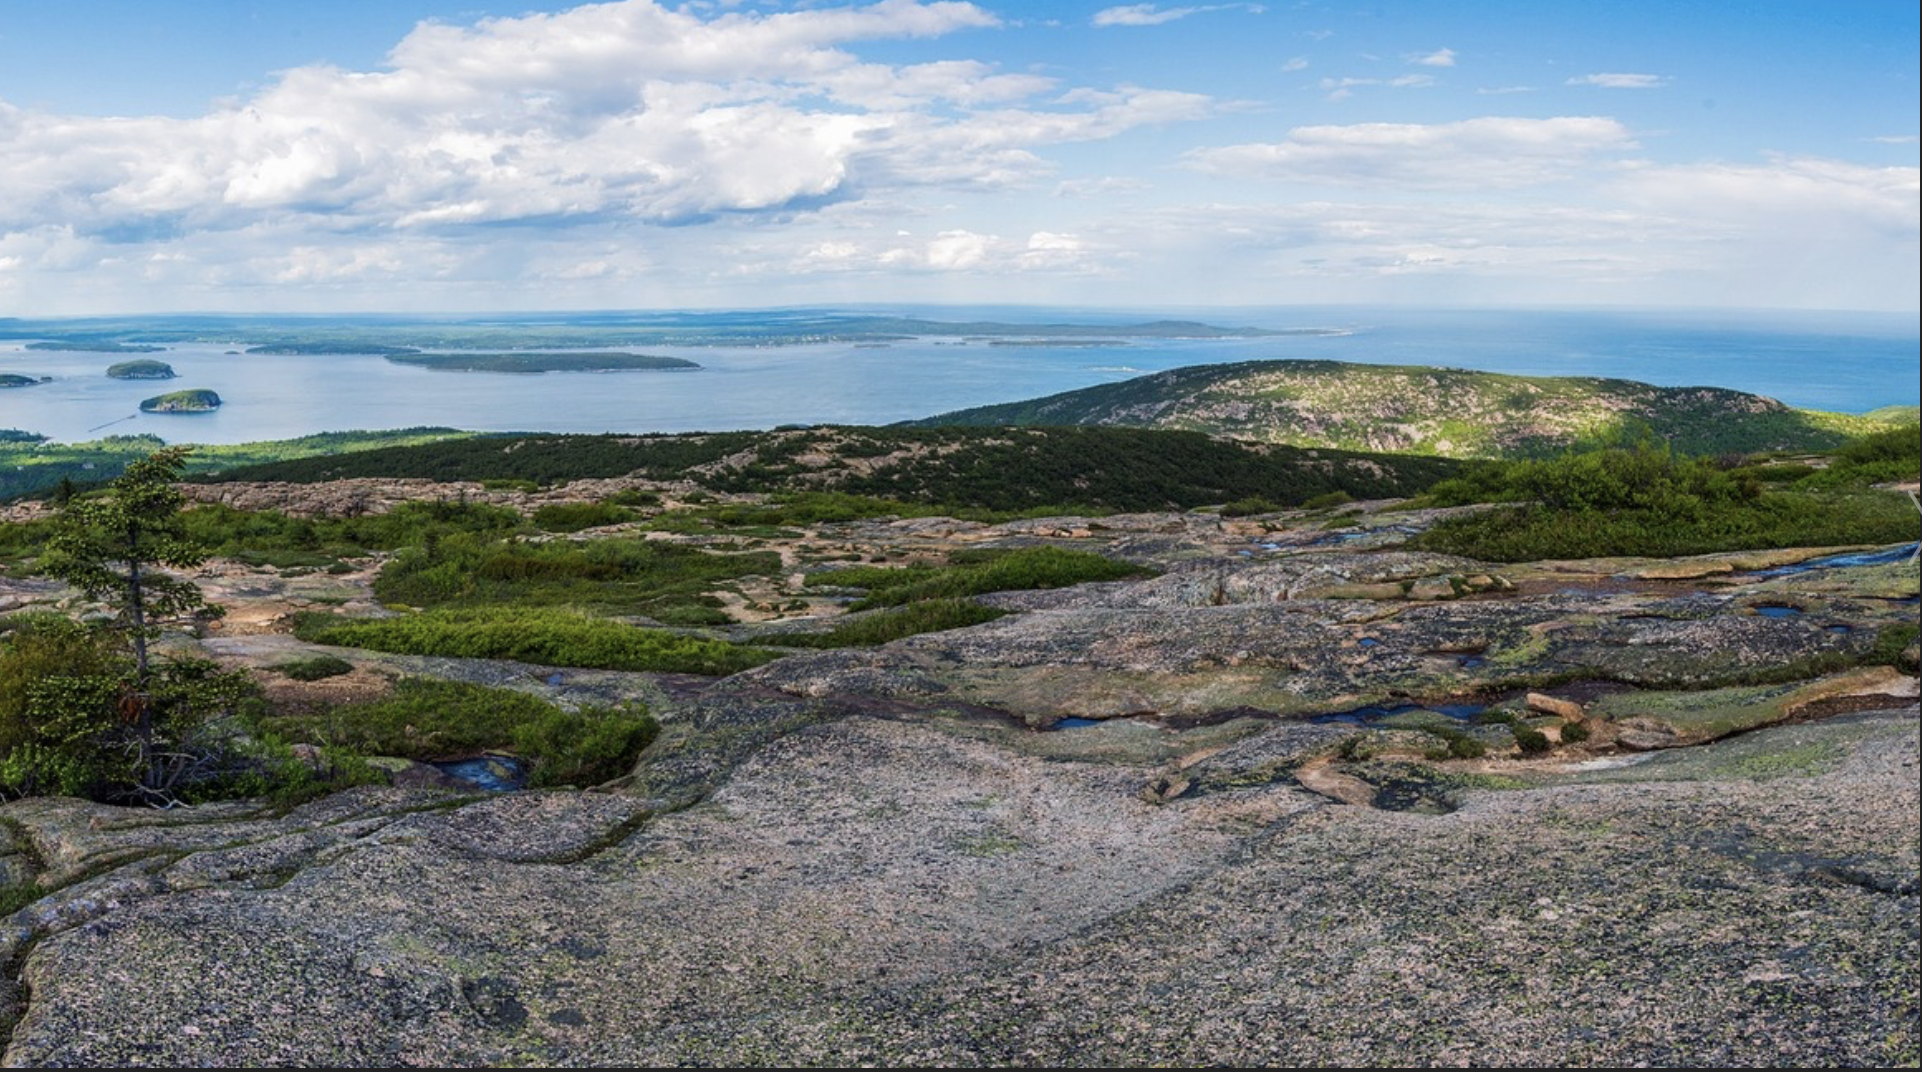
[
  {"x1": 384, "y1": 351, "x2": 700, "y2": 373},
  {"x1": 0, "y1": 373, "x2": 50, "y2": 388},
  {"x1": 139, "y1": 388, "x2": 222, "y2": 413},
  {"x1": 106, "y1": 359, "x2": 179, "y2": 380},
  {"x1": 26, "y1": 341, "x2": 166, "y2": 353}
]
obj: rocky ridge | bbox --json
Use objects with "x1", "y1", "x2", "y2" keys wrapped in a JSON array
[{"x1": 0, "y1": 483, "x2": 1916, "y2": 1066}]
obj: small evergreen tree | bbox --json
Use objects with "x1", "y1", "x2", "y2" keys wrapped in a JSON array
[
  {"x1": 41, "y1": 446, "x2": 221, "y2": 683},
  {"x1": 14, "y1": 447, "x2": 248, "y2": 803}
]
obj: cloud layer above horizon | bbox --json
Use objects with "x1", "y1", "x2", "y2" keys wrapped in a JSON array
[{"x1": 0, "y1": 0, "x2": 1915, "y2": 313}]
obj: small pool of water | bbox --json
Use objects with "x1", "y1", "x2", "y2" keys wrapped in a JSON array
[
  {"x1": 1358, "y1": 637, "x2": 1383, "y2": 649},
  {"x1": 1049, "y1": 717, "x2": 1103, "y2": 730},
  {"x1": 1457, "y1": 655, "x2": 1486, "y2": 669},
  {"x1": 1311, "y1": 702, "x2": 1485, "y2": 725},
  {"x1": 430, "y1": 754, "x2": 529, "y2": 792},
  {"x1": 1753, "y1": 604, "x2": 1803, "y2": 618},
  {"x1": 1754, "y1": 543, "x2": 1920, "y2": 576}
]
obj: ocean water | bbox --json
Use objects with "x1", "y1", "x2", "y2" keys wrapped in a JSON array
[{"x1": 1, "y1": 306, "x2": 1914, "y2": 445}]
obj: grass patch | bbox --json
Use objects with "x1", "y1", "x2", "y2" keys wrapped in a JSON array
[
  {"x1": 255, "y1": 677, "x2": 659, "y2": 788},
  {"x1": 811, "y1": 546, "x2": 1153, "y2": 609},
  {"x1": 531, "y1": 501, "x2": 637, "y2": 532},
  {"x1": 373, "y1": 532, "x2": 780, "y2": 622},
  {"x1": 274, "y1": 654, "x2": 355, "y2": 681},
  {"x1": 758, "y1": 599, "x2": 1009, "y2": 649},
  {"x1": 293, "y1": 607, "x2": 776, "y2": 676}
]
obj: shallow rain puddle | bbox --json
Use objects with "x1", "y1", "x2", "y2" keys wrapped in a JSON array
[
  {"x1": 1311, "y1": 702, "x2": 1485, "y2": 725},
  {"x1": 1753, "y1": 604, "x2": 1803, "y2": 618},
  {"x1": 431, "y1": 754, "x2": 529, "y2": 791},
  {"x1": 1753, "y1": 543, "x2": 1919, "y2": 576}
]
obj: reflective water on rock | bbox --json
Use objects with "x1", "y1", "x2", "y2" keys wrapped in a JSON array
[
  {"x1": 1754, "y1": 543, "x2": 1919, "y2": 576},
  {"x1": 431, "y1": 754, "x2": 529, "y2": 792},
  {"x1": 1311, "y1": 702, "x2": 1485, "y2": 725}
]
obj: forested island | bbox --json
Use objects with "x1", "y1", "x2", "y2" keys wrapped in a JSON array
[
  {"x1": 137, "y1": 388, "x2": 222, "y2": 413},
  {"x1": 105, "y1": 359, "x2": 178, "y2": 380},
  {"x1": 25, "y1": 341, "x2": 165, "y2": 353},
  {"x1": 384, "y1": 351, "x2": 700, "y2": 373},
  {"x1": 0, "y1": 374, "x2": 48, "y2": 389},
  {"x1": 0, "y1": 311, "x2": 1294, "y2": 354}
]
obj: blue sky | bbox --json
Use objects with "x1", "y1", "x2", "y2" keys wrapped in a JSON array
[{"x1": 0, "y1": 0, "x2": 1915, "y2": 314}]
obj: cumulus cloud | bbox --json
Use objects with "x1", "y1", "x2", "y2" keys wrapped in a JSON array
[
  {"x1": 1410, "y1": 48, "x2": 1456, "y2": 67},
  {"x1": 1092, "y1": 3, "x2": 1263, "y2": 28},
  {"x1": 794, "y1": 227, "x2": 1102, "y2": 275},
  {"x1": 0, "y1": 0, "x2": 1209, "y2": 251},
  {"x1": 1610, "y1": 156, "x2": 1920, "y2": 233},
  {"x1": 1102, "y1": 149, "x2": 1920, "y2": 308},
  {"x1": 1566, "y1": 72, "x2": 1669, "y2": 89},
  {"x1": 1183, "y1": 116, "x2": 1638, "y2": 189}
]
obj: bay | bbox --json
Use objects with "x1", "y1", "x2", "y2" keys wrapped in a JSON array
[{"x1": 1, "y1": 306, "x2": 1914, "y2": 446}]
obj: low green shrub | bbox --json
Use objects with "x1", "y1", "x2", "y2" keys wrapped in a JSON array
[
  {"x1": 1871, "y1": 622, "x2": 1920, "y2": 673},
  {"x1": 1512, "y1": 724, "x2": 1552, "y2": 755},
  {"x1": 373, "y1": 531, "x2": 778, "y2": 620},
  {"x1": 1302, "y1": 490, "x2": 1356, "y2": 510},
  {"x1": 759, "y1": 599, "x2": 1008, "y2": 648},
  {"x1": 257, "y1": 677, "x2": 658, "y2": 788},
  {"x1": 275, "y1": 654, "x2": 355, "y2": 681},
  {"x1": 811, "y1": 546, "x2": 1153, "y2": 610},
  {"x1": 1219, "y1": 496, "x2": 1283, "y2": 518},
  {"x1": 293, "y1": 608, "x2": 776, "y2": 675},
  {"x1": 1559, "y1": 720, "x2": 1592, "y2": 745},
  {"x1": 532, "y1": 501, "x2": 636, "y2": 532}
]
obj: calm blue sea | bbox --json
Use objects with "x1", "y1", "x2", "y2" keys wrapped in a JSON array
[{"x1": 1, "y1": 306, "x2": 1915, "y2": 445}]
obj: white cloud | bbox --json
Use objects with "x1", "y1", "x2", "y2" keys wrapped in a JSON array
[
  {"x1": 1410, "y1": 48, "x2": 1456, "y2": 67},
  {"x1": 1566, "y1": 72, "x2": 1669, "y2": 89},
  {"x1": 1281, "y1": 57, "x2": 1309, "y2": 72},
  {"x1": 1097, "y1": 151, "x2": 1919, "y2": 309},
  {"x1": 1610, "y1": 156, "x2": 1920, "y2": 233},
  {"x1": 1092, "y1": 3, "x2": 1263, "y2": 28},
  {"x1": 0, "y1": 0, "x2": 1209, "y2": 244},
  {"x1": 1184, "y1": 116, "x2": 1637, "y2": 189}
]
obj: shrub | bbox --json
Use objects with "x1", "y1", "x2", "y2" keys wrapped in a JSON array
[
  {"x1": 293, "y1": 608, "x2": 776, "y2": 675},
  {"x1": 1219, "y1": 496, "x2": 1283, "y2": 518},
  {"x1": 814, "y1": 546, "x2": 1153, "y2": 610},
  {"x1": 257, "y1": 678, "x2": 659, "y2": 788},
  {"x1": 0, "y1": 654, "x2": 261, "y2": 804},
  {"x1": 758, "y1": 599, "x2": 1008, "y2": 648},
  {"x1": 1559, "y1": 721, "x2": 1592, "y2": 745},
  {"x1": 276, "y1": 654, "x2": 355, "y2": 681},
  {"x1": 1512, "y1": 724, "x2": 1553, "y2": 755},
  {"x1": 1302, "y1": 490, "x2": 1356, "y2": 511},
  {"x1": 531, "y1": 501, "x2": 636, "y2": 533}
]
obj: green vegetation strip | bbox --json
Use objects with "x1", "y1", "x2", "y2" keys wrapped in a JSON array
[
  {"x1": 811, "y1": 546, "x2": 1154, "y2": 609},
  {"x1": 199, "y1": 425, "x2": 1468, "y2": 514},
  {"x1": 253, "y1": 677, "x2": 658, "y2": 788},
  {"x1": 759, "y1": 600, "x2": 1009, "y2": 649},
  {"x1": 373, "y1": 533, "x2": 780, "y2": 626},
  {"x1": 1412, "y1": 435, "x2": 1919, "y2": 561},
  {"x1": 385, "y1": 351, "x2": 698, "y2": 373},
  {"x1": 293, "y1": 608, "x2": 776, "y2": 675},
  {"x1": 0, "y1": 428, "x2": 472, "y2": 501}
]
